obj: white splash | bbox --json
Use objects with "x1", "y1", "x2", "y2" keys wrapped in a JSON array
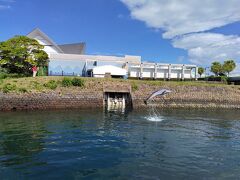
[
  {"x1": 145, "y1": 105, "x2": 164, "y2": 122},
  {"x1": 145, "y1": 116, "x2": 164, "y2": 122}
]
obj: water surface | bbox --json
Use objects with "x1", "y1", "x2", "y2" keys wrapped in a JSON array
[{"x1": 0, "y1": 108, "x2": 240, "y2": 179}]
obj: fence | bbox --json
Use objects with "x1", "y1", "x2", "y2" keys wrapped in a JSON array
[{"x1": 49, "y1": 71, "x2": 83, "y2": 77}]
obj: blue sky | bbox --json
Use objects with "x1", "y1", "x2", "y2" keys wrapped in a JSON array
[{"x1": 1, "y1": 0, "x2": 240, "y2": 68}]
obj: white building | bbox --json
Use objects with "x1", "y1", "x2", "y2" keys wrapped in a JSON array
[
  {"x1": 92, "y1": 65, "x2": 127, "y2": 78},
  {"x1": 27, "y1": 28, "x2": 198, "y2": 80},
  {"x1": 129, "y1": 63, "x2": 197, "y2": 80}
]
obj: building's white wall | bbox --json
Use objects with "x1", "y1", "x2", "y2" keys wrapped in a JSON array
[
  {"x1": 35, "y1": 36, "x2": 59, "y2": 54},
  {"x1": 142, "y1": 68, "x2": 154, "y2": 78},
  {"x1": 92, "y1": 66, "x2": 127, "y2": 76},
  {"x1": 28, "y1": 29, "x2": 197, "y2": 79},
  {"x1": 171, "y1": 69, "x2": 180, "y2": 79},
  {"x1": 48, "y1": 53, "x2": 196, "y2": 79},
  {"x1": 156, "y1": 69, "x2": 168, "y2": 79},
  {"x1": 184, "y1": 70, "x2": 192, "y2": 79},
  {"x1": 129, "y1": 67, "x2": 140, "y2": 77},
  {"x1": 128, "y1": 66, "x2": 196, "y2": 79},
  {"x1": 49, "y1": 54, "x2": 139, "y2": 64},
  {"x1": 159, "y1": 65, "x2": 169, "y2": 70},
  {"x1": 93, "y1": 75, "x2": 105, "y2": 78}
]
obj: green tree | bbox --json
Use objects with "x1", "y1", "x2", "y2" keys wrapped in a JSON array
[
  {"x1": 222, "y1": 60, "x2": 236, "y2": 77},
  {"x1": 0, "y1": 36, "x2": 48, "y2": 75},
  {"x1": 198, "y1": 67, "x2": 205, "y2": 77},
  {"x1": 210, "y1": 62, "x2": 223, "y2": 76}
]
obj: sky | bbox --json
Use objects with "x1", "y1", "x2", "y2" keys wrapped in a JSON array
[{"x1": 0, "y1": 0, "x2": 240, "y2": 73}]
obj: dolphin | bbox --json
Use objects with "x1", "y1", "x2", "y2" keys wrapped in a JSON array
[{"x1": 144, "y1": 89, "x2": 172, "y2": 104}]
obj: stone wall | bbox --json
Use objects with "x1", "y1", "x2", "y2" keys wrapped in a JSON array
[
  {"x1": 0, "y1": 91, "x2": 103, "y2": 111},
  {"x1": 132, "y1": 84, "x2": 240, "y2": 109},
  {"x1": 1, "y1": 81, "x2": 240, "y2": 111}
]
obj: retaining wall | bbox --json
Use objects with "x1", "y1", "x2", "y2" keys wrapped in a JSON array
[
  {"x1": 132, "y1": 85, "x2": 240, "y2": 109},
  {"x1": 0, "y1": 91, "x2": 103, "y2": 111},
  {"x1": 1, "y1": 82, "x2": 240, "y2": 111}
]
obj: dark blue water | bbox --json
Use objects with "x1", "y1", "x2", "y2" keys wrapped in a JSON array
[{"x1": 0, "y1": 109, "x2": 240, "y2": 179}]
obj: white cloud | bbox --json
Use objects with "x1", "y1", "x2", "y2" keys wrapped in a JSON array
[
  {"x1": 0, "y1": 5, "x2": 10, "y2": 9},
  {"x1": 0, "y1": 0, "x2": 14, "y2": 10},
  {"x1": 172, "y1": 33, "x2": 240, "y2": 65},
  {"x1": 121, "y1": 0, "x2": 240, "y2": 75},
  {"x1": 121, "y1": 0, "x2": 240, "y2": 38},
  {"x1": 173, "y1": 33, "x2": 240, "y2": 76},
  {"x1": 231, "y1": 63, "x2": 240, "y2": 76},
  {"x1": 0, "y1": 0, "x2": 15, "y2": 2}
]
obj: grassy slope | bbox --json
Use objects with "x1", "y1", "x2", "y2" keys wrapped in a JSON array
[{"x1": 0, "y1": 76, "x2": 235, "y2": 94}]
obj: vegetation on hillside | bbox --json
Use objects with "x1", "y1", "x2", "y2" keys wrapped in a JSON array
[
  {"x1": 0, "y1": 77, "x2": 86, "y2": 93},
  {"x1": 0, "y1": 76, "x2": 235, "y2": 94}
]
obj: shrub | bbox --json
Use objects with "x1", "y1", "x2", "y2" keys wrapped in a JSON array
[
  {"x1": 0, "y1": 73, "x2": 8, "y2": 79},
  {"x1": 0, "y1": 68, "x2": 8, "y2": 79},
  {"x1": 198, "y1": 78, "x2": 205, "y2": 81},
  {"x1": 207, "y1": 76, "x2": 228, "y2": 83},
  {"x1": 7, "y1": 73, "x2": 26, "y2": 78},
  {"x1": 0, "y1": 68, "x2": 25, "y2": 79},
  {"x1": 71, "y1": 78, "x2": 85, "y2": 87},
  {"x1": 131, "y1": 82, "x2": 139, "y2": 91},
  {"x1": 31, "y1": 81, "x2": 43, "y2": 91},
  {"x1": 0, "y1": 67, "x2": 8, "y2": 73},
  {"x1": 44, "y1": 80, "x2": 58, "y2": 90},
  {"x1": 220, "y1": 76, "x2": 228, "y2": 83},
  {"x1": 62, "y1": 77, "x2": 72, "y2": 87},
  {"x1": 2, "y1": 83, "x2": 17, "y2": 93},
  {"x1": 37, "y1": 66, "x2": 48, "y2": 76},
  {"x1": 18, "y1": 87, "x2": 28, "y2": 93},
  {"x1": 0, "y1": 72, "x2": 26, "y2": 79}
]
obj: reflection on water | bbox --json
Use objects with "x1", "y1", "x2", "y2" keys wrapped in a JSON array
[{"x1": 0, "y1": 109, "x2": 240, "y2": 179}]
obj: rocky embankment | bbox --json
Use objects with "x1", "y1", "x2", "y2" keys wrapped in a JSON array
[
  {"x1": 132, "y1": 84, "x2": 240, "y2": 109},
  {"x1": 0, "y1": 79, "x2": 240, "y2": 111}
]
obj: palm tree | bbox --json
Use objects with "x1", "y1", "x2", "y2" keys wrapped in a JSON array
[
  {"x1": 223, "y1": 60, "x2": 236, "y2": 77},
  {"x1": 211, "y1": 62, "x2": 222, "y2": 76},
  {"x1": 198, "y1": 67, "x2": 205, "y2": 78}
]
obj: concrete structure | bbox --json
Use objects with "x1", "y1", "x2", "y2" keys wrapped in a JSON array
[
  {"x1": 92, "y1": 65, "x2": 127, "y2": 78},
  {"x1": 47, "y1": 53, "x2": 140, "y2": 77},
  {"x1": 129, "y1": 63, "x2": 197, "y2": 80},
  {"x1": 27, "y1": 28, "x2": 198, "y2": 80}
]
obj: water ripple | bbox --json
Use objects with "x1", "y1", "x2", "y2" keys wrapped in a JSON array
[{"x1": 0, "y1": 109, "x2": 240, "y2": 179}]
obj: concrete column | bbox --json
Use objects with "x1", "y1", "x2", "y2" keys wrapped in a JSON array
[
  {"x1": 107, "y1": 93, "x2": 110, "y2": 111},
  {"x1": 85, "y1": 60, "x2": 88, "y2": 77},
  {"x1": 140, "y1": 63, "x2": 143, "y2": 79},
  {"x1": 125, "y1": 62, "x2": 129, "y2": 71},
  {"x1": 190, "y1": 68, "x2": 193, "y2": 79},
  {"x1": 195, "y1": 67, "x2": 198, "y2": 80},
  {"x1": 154, "y1": 63, "x2": 157, "y2": 79},
  {"x1": 168, "y1": 64, "x2": 171, "y2": 80},
  {"x1": 122, "y1": 95, "x2": 125, "y2": 111},
  {"x1": 124, "y1": 62, "x2": 129, "y2": 78},
  {"x1": 182, "y1": 65, "x2": 185, "y2": 80}
]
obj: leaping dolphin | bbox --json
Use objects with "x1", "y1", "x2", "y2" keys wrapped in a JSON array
[{"x1": 144, "y1": 89, "x2": 172, "y2": 104}]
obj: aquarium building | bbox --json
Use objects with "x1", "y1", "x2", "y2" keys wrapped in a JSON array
[{"x1": 27, "y1": 28, "x2": 198, "y2": 80}]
